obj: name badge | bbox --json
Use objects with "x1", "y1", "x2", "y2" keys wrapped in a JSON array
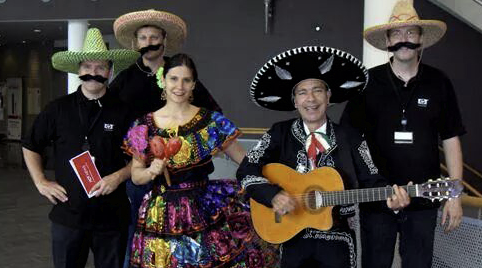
[{"x1": 394, "y1": 131, "x2": 414, "y2": 144}]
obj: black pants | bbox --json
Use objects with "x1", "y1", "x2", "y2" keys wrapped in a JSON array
[
  {"x1": 51, "y1": 222, "x2": 127, "y2": 268},
  {"x1": 360, "y1": 208, "x2": 438, "y2": 268},
  {"x1": 280, "y1": 229, "x2": 356, "y2": 268}
]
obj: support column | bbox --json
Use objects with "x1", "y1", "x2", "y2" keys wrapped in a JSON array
[
  {"x1": 363, "y1": 0, "x2": 398, "y2": 68},
  {"x1": 67, "y1": 20, "x2": 88, "y2": 94}
]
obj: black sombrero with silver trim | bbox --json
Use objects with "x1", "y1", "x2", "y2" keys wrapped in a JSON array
[{"x1": 250, "y1": 46, "x2": 368, "y2": 111}]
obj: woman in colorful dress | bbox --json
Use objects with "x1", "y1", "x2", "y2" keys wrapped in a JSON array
[{"x1": 123, "y1": 53, "x2": 278, "y2": 268}]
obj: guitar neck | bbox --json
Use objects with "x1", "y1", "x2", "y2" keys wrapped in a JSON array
[{"x1": 321, "y1": 185, "x2": 418, "y2": 206}]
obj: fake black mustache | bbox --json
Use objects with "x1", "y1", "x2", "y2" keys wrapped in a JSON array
[
  {"x1": 138, "y1": 44, "x2": 164, "y2": 55},
  {"x1": 387, "y1": 42, "x2": 421, "y2": 52},
  {"x1": 78, "y1": 74, "x2": 108, "y2": 83}
]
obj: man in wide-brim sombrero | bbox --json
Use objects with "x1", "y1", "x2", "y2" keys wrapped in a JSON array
[
  {"x1": 110, "y1": 9, "x2": 223, "y2": 268},
  {"x1": 343, "y1": 1, "x2": 466, "y2": 267},
  {"x1": 22, "y1": 28, "x2": 139, "y2": 268},
  {"x1": 111, "y1": 9, "x2": 221, "y2": 118},
  {"x1": 52, "y1": 28, "x2": 139, "y2": 76},
  {"x1": 237, "y1": 45, "x2": 410, "y2": 268}
]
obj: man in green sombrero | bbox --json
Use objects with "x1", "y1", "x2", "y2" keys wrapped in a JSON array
[
  {"x1": 22, "y1": 28, "x2": 139, "y2": 268},
  {"x1": 342, "y1": 1, "x2": 466, "y2": 267}
]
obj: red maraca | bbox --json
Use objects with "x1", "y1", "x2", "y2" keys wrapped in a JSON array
[
  {"x1": 149, "y1": 136, "x2": 166, "y2": 159},
  {"x1": 165, "y1": 137, "x2": 182, "y2": 158}
]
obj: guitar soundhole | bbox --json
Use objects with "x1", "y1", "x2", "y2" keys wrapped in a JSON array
[{"x1": 306, "y1": 191, "x2": 317, "y2": 210}]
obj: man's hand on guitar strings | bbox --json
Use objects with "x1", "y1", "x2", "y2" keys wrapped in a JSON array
[
  {"x1": 272, "y1": 191, "x2": 296, "y2": 215},
  {"x1": 387, "y1": 182, "x2": 412, "y2": 211}
]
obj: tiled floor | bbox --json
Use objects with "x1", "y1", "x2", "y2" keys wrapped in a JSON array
[{"x1": 0, "y1": 167, "x2": 94, "y2": 268}]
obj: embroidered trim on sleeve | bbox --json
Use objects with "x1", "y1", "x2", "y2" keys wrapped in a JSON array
[
  {"x1": 241, "y1": 175, "x2": 269, "y2": 189},
  {"x1": 358, "y1": 140, "x2": 379, "y2": 175},
  {"x1": 247, "y1": 133, "x2": 271, "y2": 163},
  {"x1": 339, "y1": 204, "x2": 356, "y2": 216}
]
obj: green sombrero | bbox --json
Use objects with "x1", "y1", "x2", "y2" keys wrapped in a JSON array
[{"x1": 51, "y1": 28, "x2": 140, "y2": 75}]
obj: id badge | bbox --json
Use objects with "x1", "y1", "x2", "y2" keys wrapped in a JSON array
[{"x1": 394, "y1": 131, "x2": 413, "y2": 144}]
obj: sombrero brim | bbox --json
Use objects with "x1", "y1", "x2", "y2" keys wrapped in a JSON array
[
  {"x1": 114, "y1": 10, "x2": 187, "y2": 56},
  {"x1": 51, "y1": 49, "x2": 140, "y2": 75},
  {"x1": 250, "y1": 46, "x2": 368, "y2": 111},
  {"x1": 364, "y1": 19, "x2": 446, "y2": 50}
]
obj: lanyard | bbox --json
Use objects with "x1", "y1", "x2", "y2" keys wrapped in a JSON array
[
  {"x1": 78, "y1": 99, "x2": 103, "y2": 151},
  {"x1": 386, "y1": 65, "x2": 420, "y2": 131}
]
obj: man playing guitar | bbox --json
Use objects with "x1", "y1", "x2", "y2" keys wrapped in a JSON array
[{"x1": 237, "y1": 46, "x2": 410, "y2": 268}]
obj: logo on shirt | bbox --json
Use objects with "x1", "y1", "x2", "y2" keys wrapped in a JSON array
[
  {"x1": 104, "y1": 123, "x2": 114, "y2": 131},
  {"x1": 417, "y1": 98, "x2": 429, "y2": 107}
]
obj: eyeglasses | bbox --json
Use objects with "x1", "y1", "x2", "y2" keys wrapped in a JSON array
[{"x1": 388, "y1": 29, "x2": 421, "y2": 39}]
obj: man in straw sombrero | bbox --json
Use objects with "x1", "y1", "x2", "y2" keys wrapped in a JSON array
[
  {"x1": 111, "y1": 9, "x2": 221, "y2": 118},
  {"x1": 110, "y1": 9, "x2": 223, "y2": 267},
  {"x1": 237, "y1": 45, "x2": 410, "y2": 268},
  {"x1": 22, "y1": 28, "x2": 139, "y2": 268},
  {"x1": 342, "y1": 1, "x2": 466, "y2": 267}
]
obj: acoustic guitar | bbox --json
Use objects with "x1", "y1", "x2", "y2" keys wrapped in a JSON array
[{"x1": 249, "y1": 163, "x2": 463, "y2": 244}]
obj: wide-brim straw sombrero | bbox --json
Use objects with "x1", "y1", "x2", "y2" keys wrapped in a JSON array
[
  {"x1": 250, "y1": 46, "x2": 368, "y2": 111},
  {"x1": 52, "y1": 28, "x2": 139, "y2": 75},
  {"x1": 364, "y1": 0, "x2": 446, "y2": 50},
  {"x1": 114, "y1": 9, "x2": 187, "y2": 56}
]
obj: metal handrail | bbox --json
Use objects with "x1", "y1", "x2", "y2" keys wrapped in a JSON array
[
  {"x1": 462, "y1": 194, "x2": 482, "y2": 208},
  {"x1": 440, "y1": 163, "x2": 482, "y2": 197},
  {"x1": 438, "y1": 146, "x2": 482, "y2": 198},
  {"x1": 239, "y1": 127, "x2": 269, "y2": 135},
  {"x1": 463, "y1": 162, "x2": 482, "y2": 180},
  {"x1": 438, "y1": 146, "x2": 482, "y2": 180}
]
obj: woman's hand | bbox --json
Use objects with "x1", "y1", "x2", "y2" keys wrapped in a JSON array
[{"x1": 147, "y1": 158, "x2": 166, "y2": 179}]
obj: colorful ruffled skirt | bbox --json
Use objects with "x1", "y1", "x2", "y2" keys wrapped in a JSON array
[{"x1": 130, "y1": 179, "x2": 279, "y2": 268}]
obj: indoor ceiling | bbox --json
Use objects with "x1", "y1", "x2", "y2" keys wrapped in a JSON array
[{"x1": 0, "y1": 19, "x2": 114, "y2": 46}]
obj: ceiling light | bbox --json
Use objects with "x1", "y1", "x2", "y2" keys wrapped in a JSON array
[
  {"x1": 22, "y1": 41, "x2": 26, "y2": 44},
  {"x1": 34, "y1": 29, "x2": 42, "y2": 33},
  {"x1": 41, "y1": 0, "x2": 51, "y2": 2}
]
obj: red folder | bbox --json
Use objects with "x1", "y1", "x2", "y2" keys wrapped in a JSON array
[{"x1": 69, "y1": 151, "x2": 101, "y2": 198}]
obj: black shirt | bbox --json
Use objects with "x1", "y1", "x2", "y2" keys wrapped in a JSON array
[
  {"x1": 22, "y1": 87, "x2": 133, "y2": 230},
  {"x1": 109, "y1": 57, "x2": 222, "y2": 119},
  {"x1": 343, "y1": 62, "x2": 466, "y2": 188}
]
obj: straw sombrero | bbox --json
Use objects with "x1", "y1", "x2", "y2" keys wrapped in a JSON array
[
  {"x1": 51, "y1": 28, "x2": 139, "y2": 75},
  {"x1": 114, "y1": 9, "x2": 187, "y2": 56},
  {"x1": 364, "y1": 0, "x2": 446, "y2": 50},
  {"x1": 250, "y1": 46, "x2": 368, "y2": 111}
]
